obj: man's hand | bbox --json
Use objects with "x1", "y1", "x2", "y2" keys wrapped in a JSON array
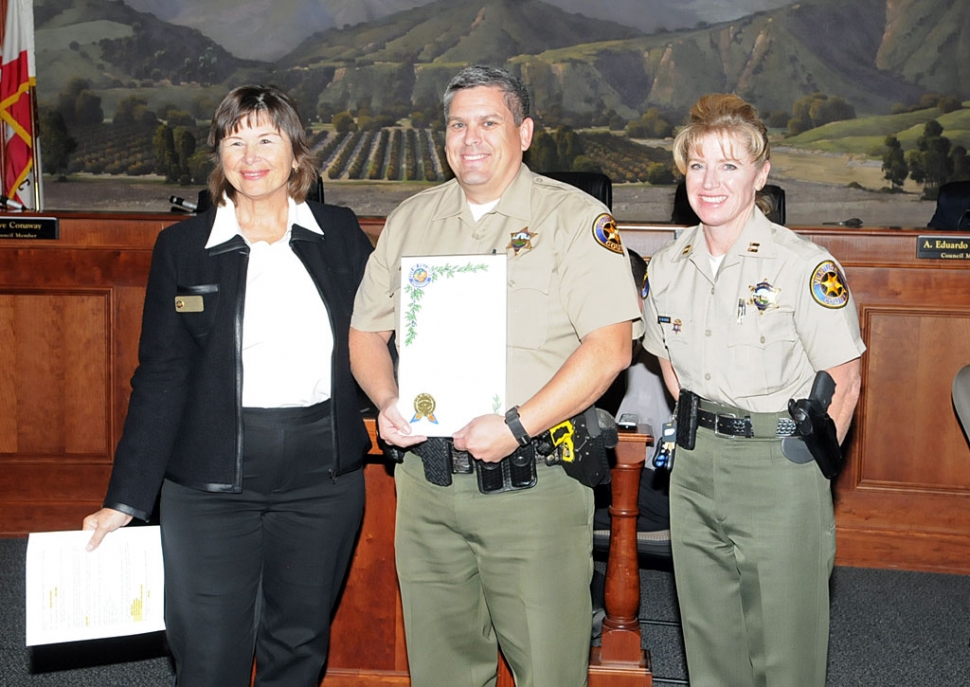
[
  {"x1": 82, "y1": 508, "x2": 133, "y2": 551},
  {"x1": 377, "y1": 398, "x2": 427, "y2": 449},
  {"x1": 453, "y1": 414, "x2": 518, "y2": 463}
]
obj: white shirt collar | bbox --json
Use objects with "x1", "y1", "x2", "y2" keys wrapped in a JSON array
[{"x1": 204, "y1": 195, "x2": 324, "y2": 248}]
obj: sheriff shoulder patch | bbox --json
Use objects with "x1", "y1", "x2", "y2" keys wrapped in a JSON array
[
  {"x1": 592, "y1": 213, "x2": 623, "y2": 254},
  {"x1": 810, "y1": 260, "x2": 850, "y2": 309}
]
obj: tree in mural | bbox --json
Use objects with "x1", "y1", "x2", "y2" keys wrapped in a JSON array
[
  {"x1": 38, "y1": 107, "x2": 77, "y2": 179},
  {"x1": 787, "y1": 93, "x2": 855, "y2": 136},
  {"x1": 881, "y1": 136, "x2": 908, "y2": 191},
  {"x1": 56, "y1": 78, "x2": 103, "y2": 126},
  {"x1": 907, "y1": 120, "x2": 953, "y2": 198}
]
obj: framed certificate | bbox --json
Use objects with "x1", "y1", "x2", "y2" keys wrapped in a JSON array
[{"x1": 396, "y1": 254, "x2": 507, "y2": 436}]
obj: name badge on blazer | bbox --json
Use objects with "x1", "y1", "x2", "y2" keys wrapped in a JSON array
[{"x1": 174, "y1": 295, "x2": 204, "y2": 312}]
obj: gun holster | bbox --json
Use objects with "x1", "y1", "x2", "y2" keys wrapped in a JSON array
[{"x1": 782, "y1": 371, "x2": 843, "y2": 479}]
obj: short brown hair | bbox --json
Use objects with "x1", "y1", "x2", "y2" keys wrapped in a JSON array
[
  {"x1": 443, "y1": 65, "x2": 531, "y2": 126},
  {"x1": 207, "y1": 85, "x2": 317, "y2": 205}
]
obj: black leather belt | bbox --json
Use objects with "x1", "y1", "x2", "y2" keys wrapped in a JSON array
[{"x1": 696, "y1": 408, "x2": 797, "y2": 438}]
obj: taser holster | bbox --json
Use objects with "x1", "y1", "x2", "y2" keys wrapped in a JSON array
[{"x1": 540, "y1": 407, "x2": 617, "y2": 488}]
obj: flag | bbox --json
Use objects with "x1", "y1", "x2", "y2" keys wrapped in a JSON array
[{"x1": 1, "y1": 0, "x2": 38, "y2": 209}]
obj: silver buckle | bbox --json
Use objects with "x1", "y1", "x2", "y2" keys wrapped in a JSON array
[{"x1": 714, "y1": 412, "x2": 737, "y2": 438}]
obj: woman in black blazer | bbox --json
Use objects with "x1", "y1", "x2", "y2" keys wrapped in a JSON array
[{"x1": 83, "y1": 85, "x2": 372, "y2": 687}]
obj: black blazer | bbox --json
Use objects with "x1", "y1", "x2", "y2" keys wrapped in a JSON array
[{"x1": 104, "y1": 202, "x2": 374, "y2": 520}]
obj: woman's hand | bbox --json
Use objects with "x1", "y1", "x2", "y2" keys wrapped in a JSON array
[
  {"x1": 377, "y1": 399, "x2": 427, "y2": 449},
  {"x1": 82, "y1": 508, "x2": 133, "y2": 551}
]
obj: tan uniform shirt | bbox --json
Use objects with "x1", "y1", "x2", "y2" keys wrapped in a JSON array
[
  {"x1": 352, "y1": 163, "x2": 643, "y2": 406},
  {"x1": 642, "y1": 209, "x2": 865, "y2": 412}
]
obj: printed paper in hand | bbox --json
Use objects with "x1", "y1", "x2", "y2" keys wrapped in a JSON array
[
  {"x1": 397, "y1": 254, "x2": 507, "y2": 436},
  {"x1": 25, "y1": 526, "x2": 165, "y2": 646}
]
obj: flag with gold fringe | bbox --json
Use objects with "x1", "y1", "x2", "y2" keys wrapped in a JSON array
[{"x1": 1, "y1": 0, "x2": 39, "y2": 209}]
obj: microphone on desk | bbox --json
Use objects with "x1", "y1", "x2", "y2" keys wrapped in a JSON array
[
  {"x1": 169, "y1": 195, "x2": 198, "y2": 212},
  {"x1": 0, "y1": 194, "x2": 25, "y2": 211}
]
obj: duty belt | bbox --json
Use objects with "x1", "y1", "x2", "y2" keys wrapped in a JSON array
[
  {"x1": 380, "y1": 406, "x2": 616, "y2": 491},
  {"x1": 695, "y1": 404, "x2": 797, "y2": 438}
]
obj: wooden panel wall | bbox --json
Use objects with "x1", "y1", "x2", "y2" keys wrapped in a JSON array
[
  {"x1": 801, "y1": 229, "x2": 970, "y2": 574},
  {"x1": 2, "y1": 216, "x2": 968, "y2": 577},
  {"x1": 0, "y1": 215, "x2": 170, "y2": 533}
]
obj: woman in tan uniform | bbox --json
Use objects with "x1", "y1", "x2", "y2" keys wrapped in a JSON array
[{"x1": 641, "y1": 94, "x2": 865, "y2": 687}]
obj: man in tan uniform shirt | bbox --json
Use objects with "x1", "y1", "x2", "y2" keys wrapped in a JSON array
[{"x1": 350, "y1": 65, "x2": 641, "y2": 687}]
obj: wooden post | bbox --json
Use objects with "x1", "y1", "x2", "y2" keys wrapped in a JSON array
[{"x1": 588, "y1": 427, "x2": 653, "y2": 686}]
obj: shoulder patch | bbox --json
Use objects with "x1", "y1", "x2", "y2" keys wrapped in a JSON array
[
  {"x1": 592, "y1": 213, "x2": 624, "y2": 254},
  {"x1": 810, "y1": 260, "x2": 850, "y2": 309}
]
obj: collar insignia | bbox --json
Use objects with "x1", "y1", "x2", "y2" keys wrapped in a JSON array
[{"x1": 747, "y1": 242, "x2": 761, "y2": 253}]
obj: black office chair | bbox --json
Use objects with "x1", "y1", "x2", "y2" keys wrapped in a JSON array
[
  {"x1": 671, "y1": 180, "x2": 786, "y2": 225},
  {"x1": 193, "y1": 175, "x2": 326, "y2": 213},
  {"x1": 542, "y1": 171, "x2": 613, "y2": 211},
  {"x1": 954, "y1": 365, "x2": 970, "y2": 442},
  {"x1": 927, "y1": 180, "x2": 970, "y2": 231}
]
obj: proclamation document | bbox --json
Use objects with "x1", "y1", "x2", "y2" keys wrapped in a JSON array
[
  {"x1": 25, "y1": 526, "x2": 165, "y2": 646},
  {"x1": 397, "y1": 254, "x2": 507, "y2": 436}
]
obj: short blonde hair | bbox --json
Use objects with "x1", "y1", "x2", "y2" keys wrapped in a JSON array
[
  {"x1": 672, "y1": 93, "x2": 770, "y2": 174},
  {"x1": 672, "y1": 93, "x2": 772, "y2": 215}
]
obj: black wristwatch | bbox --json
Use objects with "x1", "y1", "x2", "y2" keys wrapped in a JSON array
[{"x1": 504, "y1": 406, "x2": 531, "y2": 447}]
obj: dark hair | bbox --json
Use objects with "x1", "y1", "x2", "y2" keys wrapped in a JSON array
[
  {"x1": 207, "y1": 85, "x2": 317, "y2": 205},
  {"x1": 443, "y1": 65, "x2": 530, "y2": 126},
  {"x1": 628, "y1": 249, "x2": 647, "y2": 295}
]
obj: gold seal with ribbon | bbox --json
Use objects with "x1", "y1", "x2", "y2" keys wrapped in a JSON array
[{"x1": 412, "y1": 392, "x2": 438, "y2": 424}]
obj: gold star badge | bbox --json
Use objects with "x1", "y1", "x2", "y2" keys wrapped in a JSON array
[{"x1": 507, "y1": 227, "x2": 536, "y2": 255}]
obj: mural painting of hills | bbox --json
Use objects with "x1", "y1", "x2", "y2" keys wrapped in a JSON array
[
  {"x1": 34, "y1": 0, "x2": 970, "y2": 222},
  {"x1": 37, "y1": 0, "x2": 968, "y2": 117}
]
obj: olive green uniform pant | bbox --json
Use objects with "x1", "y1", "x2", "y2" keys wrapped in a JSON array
[
  {"x1": 394, "y1": 453, "x2": 594, "y2": 687},
  {"x1": 670, "y1": 426, "x2": 835, "y2": 687}
]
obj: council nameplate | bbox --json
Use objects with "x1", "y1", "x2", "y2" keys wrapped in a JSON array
[
  {"x1": 916, "y1": 235, "x2": 970, "y2": 260},
  {"x1": 0, "y1": 216, "x2": 59, "y2": 240}
]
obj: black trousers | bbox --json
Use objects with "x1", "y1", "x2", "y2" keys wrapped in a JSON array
[{"x1": 159, "y1": 402, "x2": 365, "y2": 687}]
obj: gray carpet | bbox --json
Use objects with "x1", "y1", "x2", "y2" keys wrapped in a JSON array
[
  {"x1": 637, "y1": 562, "x2": 970, "y2": 686},
  {"x1": 2, "y1": 538, "x2": 968, "y2": 686}
]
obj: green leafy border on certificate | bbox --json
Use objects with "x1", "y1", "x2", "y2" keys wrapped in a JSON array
[{"x1": 403, "y1": 261, "x2": 490, "y2": 346}]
